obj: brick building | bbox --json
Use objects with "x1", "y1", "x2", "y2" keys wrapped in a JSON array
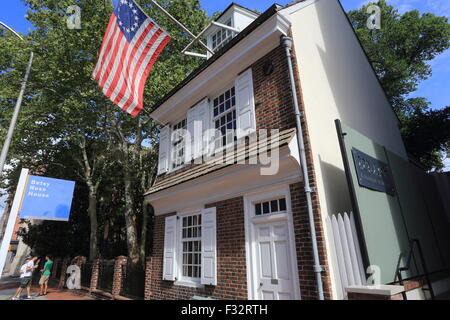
[{"x1": 143, "y1": 0, "x2": 439, "y2": 300}]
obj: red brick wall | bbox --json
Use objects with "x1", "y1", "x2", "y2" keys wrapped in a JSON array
[
  {"x1": 290, "y1": 183, "x2": 332, "y2": 300},
  {"x1": 253, "y1": 45, "x2": 297, "y2": 132},
  {"x1": 147, "y1": 197, "x2": 247, "y2": 300}
]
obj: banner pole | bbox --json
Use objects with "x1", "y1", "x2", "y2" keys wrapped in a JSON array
[{"x1": 0, "y1": 168, "x2": 29, "y2": 279}]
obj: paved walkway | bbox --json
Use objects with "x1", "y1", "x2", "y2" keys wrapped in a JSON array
[{"x1": 0, "y1": 277, "x2": 94, "y2": 300}]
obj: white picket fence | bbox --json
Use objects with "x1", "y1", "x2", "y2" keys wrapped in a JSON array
[{"x1": 326, "y1": 212, "x2": 367, "y2": 299}]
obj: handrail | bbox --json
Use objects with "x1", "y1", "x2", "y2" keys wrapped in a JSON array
[{"x1": 395, "y1": 239, "x2": 435, "y2": 300}]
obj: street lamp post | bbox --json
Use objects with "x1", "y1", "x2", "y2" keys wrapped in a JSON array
[{"x1": 0, "y1": 21, "x2": 34, "y2": 176}]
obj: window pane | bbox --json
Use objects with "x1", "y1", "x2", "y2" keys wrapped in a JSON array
[
  {"x1": 271, "y1": 200, "x2": 279, "y2": 213},
  {"x1": 263, "y1": 202, "x2": 270, "y2": 214},
  {"x1": 255, "y1": 203, "x2": 262, "y2": 216},
  {"x1": 279, "y1": 198, "x2": 287, "y2": 211}
]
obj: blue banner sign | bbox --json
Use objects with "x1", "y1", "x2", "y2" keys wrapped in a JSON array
[{"x1": 19, "y1": 175, "x2": 75, "y2": 221}]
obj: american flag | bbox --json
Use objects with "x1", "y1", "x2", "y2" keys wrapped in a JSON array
[{"x1": 93, "y1": 0, "x2": 171, "y2": 116}]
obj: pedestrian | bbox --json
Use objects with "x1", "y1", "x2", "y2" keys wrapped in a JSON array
[
  {"x1": 11, "y1": 256, "x2": 40, "y2": 300},
  {"x1": 37, "y1": 255, "x2": 53, "y2": 296}
]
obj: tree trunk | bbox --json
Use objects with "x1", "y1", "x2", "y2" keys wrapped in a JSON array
[
  {"x1": 88, "y1": 189, "x2": 98, "y2": 260},
  {"x1": 124, "y1": 167, "x2": 139, "y2": 263},
  {"x1": 139, "y1": 201, "x2": 149, "y2": 262}
]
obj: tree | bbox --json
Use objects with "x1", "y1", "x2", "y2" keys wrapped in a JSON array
[
  {"x1": 348, "y1": 0, "x2": 450, "y2": 170},
  {"x1": 0, "y1": 0, "x2": 210, "y2": 262}
]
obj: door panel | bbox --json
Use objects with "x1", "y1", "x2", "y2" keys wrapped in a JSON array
[{"x1": 254, "y1": 220, "x2": 296, "y2": 300}]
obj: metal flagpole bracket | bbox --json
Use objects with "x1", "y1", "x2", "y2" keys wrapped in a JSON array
[{"x1": 148, "y1": 0, "x2": 214, "y2": 56}]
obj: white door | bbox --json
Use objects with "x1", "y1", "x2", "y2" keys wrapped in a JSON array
[{"x1": 254, "y1": 220, "x2": 296, "y2": 300}]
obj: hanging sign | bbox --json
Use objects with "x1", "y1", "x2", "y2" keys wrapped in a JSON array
[{"x1": 19, "y1": 175, "x2": 75, "y2": 221}]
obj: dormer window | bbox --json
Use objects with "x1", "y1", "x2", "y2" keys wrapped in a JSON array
[
  {"x1": 211, "y1": 19, "x2": 235, "y2": 52},
  {"x1": 182, "y1": 4, "x2": 259, "y2": 60}
]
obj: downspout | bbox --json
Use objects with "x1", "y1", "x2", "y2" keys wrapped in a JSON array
[{"x1": 281, "y1": 36, "x2": 325, "y2": 300}]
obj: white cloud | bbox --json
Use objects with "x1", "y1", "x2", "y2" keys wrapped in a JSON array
[{"x1": 443, "y1": 157, "x2": 450, "y2": 172}]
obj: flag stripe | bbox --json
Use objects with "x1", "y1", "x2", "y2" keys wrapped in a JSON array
[
  {"x1": 99, "y1": 32, "x2": 126, "y2": 89},
  {"x1": 113, "y1": 24, "x2": 159, "y2": 105},
  {"x1": 130, "y1": 35, "x2": 172, "y2": 116},
  {"x1": 92, "y1": 15, "x2": 116, "y2": 78},
  {"x1": 104, "y1": 20, "x2": 154, "y2": 99},
  {"x1": 118, "y1": 26, "x2": 161, "y2": 104},
  {"x1": 97, "y1": 28, "x2": 122, "y2": 86},
  {"x1": 120, "y1": 29, "x2": 163, "y2": 110},
  {"x1": 126, "y1": 34, "x2": 170, "y2": 115},
  {"x1": 110, "y1": 23, "x2": 158, "y2": 104}
]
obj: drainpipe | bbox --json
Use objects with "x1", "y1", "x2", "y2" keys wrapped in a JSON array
[{"x1": 281, "y1": 36, "x2": 325, "y2": 300}]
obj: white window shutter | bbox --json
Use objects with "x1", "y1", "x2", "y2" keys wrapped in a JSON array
[
  {"x1": 186, "y1": 98, "x2": 211, "y2": 161},
  {"x1": 235, "y1": 68, "x2": 256, "y2": 139},
  {"x1": 201, "y1": 207, "x2": 217, "y2": 286},
  {"x1": 158, "y1": 126, "x2": 171, "y2": 175},
  {"x1": 186, "y1": 107, "x2": 197, "y2": 163},
  {"x1": 163, "y1": 215, "x2": 177, "y2": 281},
  {"x1": 196, "y1": 98, "x2": 212, "y2": 157}
]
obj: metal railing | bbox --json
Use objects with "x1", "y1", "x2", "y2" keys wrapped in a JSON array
[
  {"x1": 80, "y1": 261, "x2": 93, "y2": 288},
  {"x1": 120, "y1": 261, "x2": 145, "y2": 299},
  {"x1": 395, "y1": 239, "x2": 435, "y2": 300},
  {"x1": 97, "y1": 259, "x2": 114, "y2": 293}
]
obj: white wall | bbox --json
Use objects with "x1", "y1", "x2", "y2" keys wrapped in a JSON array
[{"x1": 284, "y1": 0, "x2": 408, "y2": 299}]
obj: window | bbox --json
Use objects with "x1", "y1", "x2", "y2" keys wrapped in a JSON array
[
  {"x1": 171, "y1": 119, "x2": 187, "y2": 170},
  {"x1": 181, "y1": 214, "x2": 202, "y2": 280},
  {"x1": 213, "y1": 87, "x2": 236, "y2": 150},
  {"x1": 211, "y1": 19, "x2": 234, "y2": 52},
  {"x1": 255, "y1": 198, "x2": 287, "y2": 216}
]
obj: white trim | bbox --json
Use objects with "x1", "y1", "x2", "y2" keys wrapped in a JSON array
[
  {"x1": 174, "y1": 280, "x2": 205, "y2": 289},
  {"x1": 279, "y1": 0, "x2": 320, "y2": 16},
  {"x1": 175, "y1": 209, "x2": 204, "y2": 287},
  {"x1": 244, "y1": 186, "x2": 301, "y2": 300}
]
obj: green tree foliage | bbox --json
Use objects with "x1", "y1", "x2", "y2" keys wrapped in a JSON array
[
  {"x1": 0, "y1": 0, "x2": 209, "y2": 261},
  {"x1": 348, "y1": 0, "x2": 450, "y2": 170}
]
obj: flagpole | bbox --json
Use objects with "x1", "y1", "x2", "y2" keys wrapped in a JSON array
[
  {"x1": 146, "y1": 0, "x2": 214, "y2": 55},
  {"x1": 0, "y1": 22, "x2": 34, "y2": 178}
]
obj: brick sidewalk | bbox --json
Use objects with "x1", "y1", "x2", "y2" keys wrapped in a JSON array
[{"x1": 0, "y1": 283, "x2": 95, "y2": 300}]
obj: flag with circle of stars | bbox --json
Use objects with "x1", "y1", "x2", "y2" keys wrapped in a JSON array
[{"x1": 92, "y1": 0, "x2": 171, "y2": 116}]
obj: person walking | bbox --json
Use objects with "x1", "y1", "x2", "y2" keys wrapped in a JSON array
[
  {"x1": 11, "y1": 256, "x2": 40, "y2": 300},
  {"x1": 37, "y1": 255, "x2": 53, "y2": 296}
]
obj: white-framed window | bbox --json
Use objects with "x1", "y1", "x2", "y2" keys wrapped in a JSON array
[
  {"x1": 180, "y1": 214, "x2": 202, "y2": 282},
  {"x1": 211, "y1": 19, "x2": 234, "y2": 52},
  {"x1": 171, "y1": 119, "x2": 187, "y2": 171},
  {"x1": 254, "y1": 197, "x2": 287, "y2": 216},
  {"x1": 163, "y1": 208, "x2": 217, "y2": 286},
  {"x1": 213, "y1": 87, "x2": 237, "y2": 150}
]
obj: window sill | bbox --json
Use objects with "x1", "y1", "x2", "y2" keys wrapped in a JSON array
[{"x1": 175, "y1": 280, "x2": 204, "y2": 289}]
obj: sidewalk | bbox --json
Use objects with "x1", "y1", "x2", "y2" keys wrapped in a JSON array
[{"x1": 0, "y1": 277, "x2": 94, "y2": 300}]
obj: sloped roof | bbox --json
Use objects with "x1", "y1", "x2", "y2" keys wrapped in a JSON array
[{"x1": 146, "y1": 128, "x2": 297, "y2": 195}]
